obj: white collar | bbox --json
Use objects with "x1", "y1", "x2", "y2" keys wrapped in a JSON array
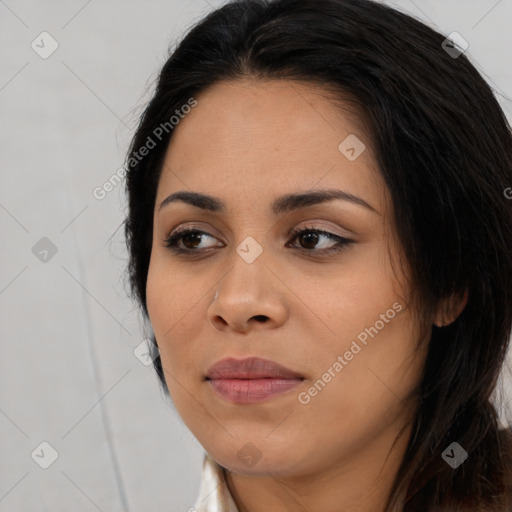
[{"x1": 193, "y1": 453, "x2": 240, "y2": 512}]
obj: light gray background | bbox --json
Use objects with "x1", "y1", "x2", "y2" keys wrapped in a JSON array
[{"x1": 1, "y1": 1, "x2": 511, "y2": 511}]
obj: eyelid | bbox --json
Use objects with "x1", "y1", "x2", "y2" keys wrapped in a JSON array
[
  {"x1": 170, "y1": 222, "x2": 224, "y2": 240},
  {"x1": 166, "y1": 218, "x2": 353, "y2": 240},
  {"x1": 286, "y1": 220, "x2": 354, "y2": 240}
]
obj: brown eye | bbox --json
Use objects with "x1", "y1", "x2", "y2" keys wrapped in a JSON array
[
  {"x1": 180, "y1": 231, "x2": 204, "y2": 250},
  {"x1": 162, "y1": 226, "x2": 353, "y2": 257},
  {"x1": 296, "y1": 231, "x2": 321, "y2": 250},
  {"x1": 163, "y1": 228, "x2": 222, "y2": 253},
  {"x1": 287, "y1": 227, "x2": 353, "y2": 255}
]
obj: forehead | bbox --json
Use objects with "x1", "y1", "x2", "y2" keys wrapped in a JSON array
[{"x1": 157, "y1": 79, "x2": 388, "y2": 216}]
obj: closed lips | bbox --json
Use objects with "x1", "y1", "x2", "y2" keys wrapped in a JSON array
[{"x1": 205, "y1": 356, "x2": 304, "y2": 380}]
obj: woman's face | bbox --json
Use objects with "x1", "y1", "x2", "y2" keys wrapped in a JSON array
[{"x1": 146, "y1": 79, "x2": 429, "y2": 478}]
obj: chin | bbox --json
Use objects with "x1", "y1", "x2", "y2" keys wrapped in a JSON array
[{"x1": 206, "y1": 442, "x2": 306, "y2": 477}]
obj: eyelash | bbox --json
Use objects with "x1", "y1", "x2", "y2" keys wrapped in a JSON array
[{"x1": 162, "y1": 225, "x2": 353, "y2": 257}]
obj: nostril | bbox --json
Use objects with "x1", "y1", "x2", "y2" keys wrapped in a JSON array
[{"x1": 253, "y1": 315, "x2": 268, "y2": 323}]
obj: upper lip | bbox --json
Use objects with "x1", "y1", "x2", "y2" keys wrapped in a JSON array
[{"x1": 205, "y1": 357, "x2": 304, "y2": 380}]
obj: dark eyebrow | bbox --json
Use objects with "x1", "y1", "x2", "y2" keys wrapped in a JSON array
[{"x1": 158, "y1": 188, "x2": 379, "y2": 216}]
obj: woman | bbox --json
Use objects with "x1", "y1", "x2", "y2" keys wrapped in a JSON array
[{"x1": 123, "y1": 0, "x2": 512, "y2": 510}]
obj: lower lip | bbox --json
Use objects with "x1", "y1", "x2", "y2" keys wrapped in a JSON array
[{"x1": 207, "y1": 378, "x2": 303, "y2": 403}]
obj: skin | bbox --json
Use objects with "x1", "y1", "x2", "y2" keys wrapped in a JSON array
[{"x1": 146, "y1": 79, "x2": 467, "y2": 512}]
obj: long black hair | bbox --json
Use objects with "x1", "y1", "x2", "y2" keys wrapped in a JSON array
[{"x1": 123, "y1": 0, "x2": 512, "y2": 510}]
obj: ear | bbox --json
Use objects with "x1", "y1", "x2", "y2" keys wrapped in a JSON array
[{"x1": 433, "y1": 288, "x2": 468, "y2": 327}]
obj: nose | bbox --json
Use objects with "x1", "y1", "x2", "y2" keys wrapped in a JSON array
[{"x1": 207, "y1": 257, "x2": 289, "y2": 334}]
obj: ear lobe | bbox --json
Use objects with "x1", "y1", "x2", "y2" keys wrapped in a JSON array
[{"x1": 434, "y1": 288, "x2": 468, "y2": 327}]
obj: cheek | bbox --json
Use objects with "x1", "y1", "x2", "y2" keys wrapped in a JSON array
[
  {"x1": 302, "y1": 312, "x2": 424, "y2": 448},
  {"x1": 145, "y1": 269, "x2": 192, "y2": 403},
  {"x1": 145, "y1": 258, "x2": 209, "y2": 377},
  {"x1": 146, "y1": 263, "x2": 169, "y2": 334},
  {"x1": 299, "y1": 239, "x2": 419, "y2": 425},
  {"x1": 298, "y1": 243, "x2": 402, "y2": 344},
  {"x1": 146, "y1": 259, "x2": 183, "y2": 359},
  {"x1": 146, "y1": 257, "x2": 192, "y2": 332}
]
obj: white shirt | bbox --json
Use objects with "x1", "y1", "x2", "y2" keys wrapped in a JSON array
[{"x1": 193, "y1": 453, "x2": 240, "y2": 512}]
